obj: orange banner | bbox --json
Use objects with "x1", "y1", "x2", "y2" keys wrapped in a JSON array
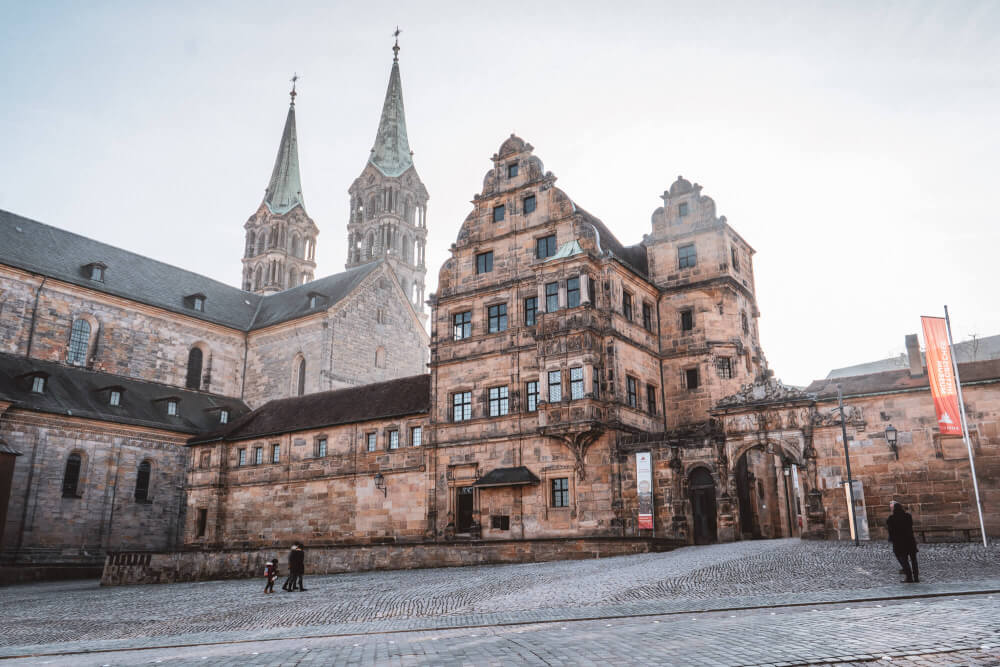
[{"x1": 921, "y1": 316, "x2": 962, "y2": 436}]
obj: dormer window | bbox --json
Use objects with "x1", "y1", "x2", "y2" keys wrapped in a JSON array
[
  {"x1": 31, "y1": 375, "x2": 45, "y2": 393},
  {"x1": 109, "y1": 390, "x2": 121, "y2": 407},
  {"x1": 84, "y1": 262, "x2": 107, "y2": 282},
  {"x1": 220, "y1": 409, "x2": 229, "y2": 424},
  {"x1": 507, "y1": 163, "x2": 518, "y2": 178},
  {"x1": 167, "y1": 400, "x2": 178, "y2": 416},
  {"x1": 307, "y1": 292, "x2": 325, "y2": 309},
  {"x1": 184, "y1": 293, "x2": 207, "y2": 312}
]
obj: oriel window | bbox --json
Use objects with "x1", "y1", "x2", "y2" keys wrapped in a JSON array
[
  {"x1": 488, "y1": 303, "x2": 508, "y2": 333},
  {"x1": 548, "y1": 370, "x2": 562, "y2": 402},
  {"x1": 570, "y1": 367, "x2": 584, "y2": 400},
  {"x1": 567, "y1": 277, "x2": 580, "y2": 308},
  {"x1": 545, "y1": 282, "x2": 559, "y2": 313}
]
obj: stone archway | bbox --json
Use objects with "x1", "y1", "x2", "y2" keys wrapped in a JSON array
[
  {"x1": 733, "y1": 442, "x2": 803, "y2": 540},
  {"x1": 689, "y1": 467, "x2": 718, "y2": 545}
]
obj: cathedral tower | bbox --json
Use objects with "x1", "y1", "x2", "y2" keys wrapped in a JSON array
[
  {"x1": 242, "y1": 80, "x2": 319, "y2": 295},
  {"x1": 346, "y1": 36, "x2": 428, "y2": 319}
]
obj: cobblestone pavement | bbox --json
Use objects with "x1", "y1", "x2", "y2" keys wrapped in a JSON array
[{"x1": 2, "y1": 539, "x2": 999, "y2": 665}]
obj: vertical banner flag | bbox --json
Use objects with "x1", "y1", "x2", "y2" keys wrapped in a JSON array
[
  {"x1": 637, "y1": 451, "x2": 653, "y2": 530},
  {"x1": 921, "y1": 316, "x2": 962, "y2": 436}
]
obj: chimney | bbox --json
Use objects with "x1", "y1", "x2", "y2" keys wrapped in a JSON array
[{"x1": 905, "y1": 334, "x2": 923, "y2": 376}]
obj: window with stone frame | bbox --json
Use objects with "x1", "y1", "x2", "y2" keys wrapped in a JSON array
[
  {"x1": 367, "y1": 432, "x2": 377, "y2": 452},
  {"x1": 487, "y1": 303, "x2": 508, "y2": 333},
  {"x1": 196, "y1": 509, "x2": 208, "y2": 538},
  {"x1": 488, "y1": 386, "x2": 509, "y2": 417},
  {"x1": 570, "y1": 367, "x2": 585, "y2": 400},
  {"x1": 626, "y1": 376, "x2": 638, "y2": 408},
  {"x1": 731, "y1": 246, "x2": 740, "y2": 272},
  {"x1": 453, "y1": 391, "x2": 472, "y2": 422},
  {"x1": 453, "y1": 311, "x2": 472, "y2": 340},
  {"x1": 678, "y1": 243, "x2": 697, "y2": 269},
  {"x1": 271, "y1": 443, "x2": 280, "y2": 463},
  {"x1": 536, "y1": 235, "x2": 557, "y2": 259},
  {"x1": 186, "y1": 347, "x2": 203, "y2": 390},
  {"x1": 642, "y1": 303, "x2": 653, "y2": 331},
  {"x1": 678, "y1": 202, "x2": 689, "y2": 217},
  {"x1": 476, "y1": 250, "x2": 493, "y2": 274},
  {"x1": 647, "y1": 383, "x2": 657, "y2": 414},
  {"x1": 545, "y1": 282, "x2": 559, "y2": 313},
  {"x1": 491, "y1": 515, "x2": 510, "y2": 530},
  {"x1": 523, "y1": 194, "x2": 536, "y2": 214},
  {"x1": 238, "y1": 448, "x2": 247, "y2": 466},
  {"x1": 388, "y1": 429, "x2": 399, "y2": 449},
  {"x1": 254, "y1": 446, "x2": 263, "y2": 465},
  {"x1": 62, "y1": 453, "x2": 82, "y2": 498},
  {"x1": 716, "y1": 357, "x2": 733, "y2": 379},
  {"x1": 622, "y1": 291, "x2": 633, "y2": 320},
  {"x1": 200, "y1": 451, "x2": 211, "y2": 469},
  {"x1": 548, "y1": 370, "x2": 562, "y2": 402},
  {"x1": 67, "y1": 318, "x2": 91, "y2": 366},
  {"x1": 507, "y1": 162, "x2": 518, "y2": 178},
  {"x1": 526, "y1": 380, "x2": 539, "y2": 412},
  {"x1": 410, "y1": 426, "x2": 422, "y2": 447},
  {"x1": 316, "y1": 437, "x2": 328, "y2": 457},
  {"x1": 134, "y1": 461, "x2": 152, "y2": 502},
  {"x1": 567, "y1": 277, "x2": 580, "y2": 308},
  {"x1": 524, "y1": 296, "x2": 537, "y2": 326},
  {"x1": 680, "y1": 308, "x2": 694, "y2": 332},
  {"x1": 493, "y1": 204, "x2": 505, "y2": 223},
  {"x1": 551, "y1": 478, "x2": 570, "y2": 507},
  {"x1": 686, "y1": 367, "x2": 700, "y2": 390}
]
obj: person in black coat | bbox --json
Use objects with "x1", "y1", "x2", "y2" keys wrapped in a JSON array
[
  {"x1": 886, "y1": 501, "x2": 919, "y2": 583},
  {"x1": 282, "y1": 544, "x2": 306, "y2": 592}
]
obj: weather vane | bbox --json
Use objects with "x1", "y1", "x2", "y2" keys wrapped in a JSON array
[
  {"x1": 392, "y1": 26, "x2": 401, "y2": 61},
  {"x1": 289, "y1": 72, "x2": 299, "y2": 104}
]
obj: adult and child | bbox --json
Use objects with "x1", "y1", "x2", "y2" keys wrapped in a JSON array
[
  {"x1": 263, "y1": 542, "x2": 307, "y2": 594},
  {"x1": 887, "y1": 500, "x2": 919, "y2": 583}
]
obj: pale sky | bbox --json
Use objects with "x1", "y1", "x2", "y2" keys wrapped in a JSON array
[{"x1": 2, "y1": 1, "x2": 998, "y2": 386}]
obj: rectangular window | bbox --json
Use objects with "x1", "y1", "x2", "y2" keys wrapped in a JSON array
[
  {"x1": 524, "y1": 297, "x2": 537, "y2": 326},
  {"x1": 200, "y1": 451, "x2": 211, "y2": 469},
  {"x1": 681, "y1": 309, "x2": 694, "y2": 331},
  {"x1": 570, "y1": 367, "x2": 584, "y2": 400},
  {"x1": 238, "y1": 449, "x2": 246, "y2": 466},
  {"x1": 367, "y1": 432, "x2": 377, "y2": 452},
  {"x1": 476, "y1": 251, "x2": 493, "y2": 274},
  {"x1": 626, "y1": 376, "x2": 638, "y2": 408},
  {"x1": 488, "y1": 386, "x2": 509, "y2": 417},
  {"x1": 388, "y1": 430, "x2": 399, "y2": 449},
  {"x1": 552, "y1": 478, "x2": 569, "y2": 507},
  {"x1": 196, "y1": 508, "x2": 207, "y2": 538},
  {"x1": 491, "y1": 515, "x2": 511, "y2": 530},
  {"x1": 686, "y1": 368, "x2": 700, "y2": 390},
  {"x1": 622, "y1": 291, "x2": 633, "y2": 320},
  {"x1": 410, "y1": 426, "x2": 422, "y2": 447},
  {"x1": 167, "y1": 400, "x2": 178, "y2": 416},
  {"x1": 545, "y1": 282, "x2": 559, "y2": 313},
  {"x1": 716, "y1": 357, "x2": 733, "y2": 379},
  {"x1": 642, "y1": 303, "x2": 653, "y2": 331},
  {"x1": 678, "y1": 243, "x2": 697, "y2": 269},
  {"x1": 317, "y1": 437, "x2": 327, "y2": 457},
  {"x1": 453, "y1": 391, "x2": 472, "y2": 421},
  {"x1": 647, "y1": 384, "x2": 657, "y2": 414},
  {"x1": 507, "y1": 163, "x2": 518, "y2": 178},
  {"x1": 536, "y1": 235, "x2": 557, "y2": 259},
  {"x1": 453, "y1": 311, "x2": 472, "y2": 340},
  {"x1": 193, "y1": 296, "x2": 205, "y2": 312},
  {"x1": 567, "y1": 277, "x2": 580, "y2": 308},
  {"x1": 548, "y1": 370, "x2": 562, "y2": 402},
  {"x1": 731, "y1": 246, "x2": 740, "y2": 272},
  {"x1": 678, "y1": 201, "x2": 689, "y2": 217},
  {"x1": 254, "y1": 446, "x2": 263, "y2": 465},
  {"x1": 493, "y1": 204, "x2": 505, "y2": 222},
  {"x1": 220, "y1": 410, "x2": 229, "y2": 424},
  {"x1": 31, "y1": 376, "x2": 45, "y2": 393},
  {"x1": 523, "y1": 195, "x2": 536, "y2": 214},
  {"x1": 488, "y1": 303, "x2": 508, "y2": 333},
  {"x1": 271, "y1": 443, "x2": 280, "y2": 463},
  {"x1": 526, "y1": 381, "x2": 539, "y2": 412},
  {"x1": 109, "y1": 390, "x2": 121, "y2": 406}
]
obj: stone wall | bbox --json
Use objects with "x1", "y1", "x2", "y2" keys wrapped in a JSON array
[{"x1": 101, "y1": 536, "x2": 682, "y2": 586}]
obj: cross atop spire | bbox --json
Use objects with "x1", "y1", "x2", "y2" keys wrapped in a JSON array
[
  {"x1": 392, "y1": 27, "x2": 401, "y2": 62},
  {"x1": 289, "y1": 72, "x2": 298, "y2": 105}
]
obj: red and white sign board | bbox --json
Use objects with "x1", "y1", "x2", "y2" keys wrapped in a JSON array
[{"x1": 921, "y1": 316, "x2": 962, "y2": 436}]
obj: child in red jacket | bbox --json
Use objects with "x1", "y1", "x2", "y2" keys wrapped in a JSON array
[{"x1": 264, "y1": 558, "x2": 279, "y2": 594}]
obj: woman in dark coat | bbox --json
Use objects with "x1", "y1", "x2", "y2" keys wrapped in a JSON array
[
  {"x1": 886, "y1": 502, "x2": 919, "y2": 583},
  {"x1": 282, "y1": 544, "x2": 306, "y2": 591}
]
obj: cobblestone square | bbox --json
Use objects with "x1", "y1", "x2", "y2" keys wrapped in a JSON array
[{"x1": 3, "y1": 540, "x2": 999, "y2": 665}]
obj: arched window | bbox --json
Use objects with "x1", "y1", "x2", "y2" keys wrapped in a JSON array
[
  {"x1": 186, "y1": 347, "x2": 203, "y2": 390},
  {"x1": 253, "y1": 265, "x2": 263, "y2": 290},
  {"x1": 134, "y1": 460, "x2": 151, "y2": 502},
  {"x1": 375, "y1": 346, "x2": 386, "y2": 369},
  {"x1": 67, "y1": 319, "x2": 91, "y2": 366},
  {"x1": 296, "y1": 357, "x2": 306, "y2": 396},
  {"x1": 62, "y1": 453, "x2": 82, "y2": 498},
  {"x1": 256, "y1": 232, "x2": 266, "y2": 255}
]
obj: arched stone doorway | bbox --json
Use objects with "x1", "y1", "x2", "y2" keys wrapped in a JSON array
[
  {"x1": 734, "y1": 444, "x2": 802, "y2": 540},
  {"x1": 689, "y1": 467, "x2": 718, "y2": 545}
]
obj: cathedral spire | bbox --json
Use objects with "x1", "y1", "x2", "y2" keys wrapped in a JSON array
[
  {"x1": 263, "y1": 78, "x2": 305, "y2": 215},
  {"x1": 369, "y1": 32, "x2": 413, "y2": 178}
]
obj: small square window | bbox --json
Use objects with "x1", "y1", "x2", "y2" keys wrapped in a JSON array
[
  {"x1": 545, "y1": 282, "x2": 559, "y2": 313},
  {"x1": 317, "y1": 437, "x2": 328, "y2": 457},
  {"x1": 220, "y1": 410, "x2": 229, "y2": 424},
  {"x1": 388, "y1": 430, "x2": 399, "y2": 449},
  {"x1": 681, "y1": 309, "x2": 694, "y2": 332},
  {"x1": 526, "y1": 381, "x2": 539, "y2": 412},
  {"x1": 271, "y1": 443, "x2": 280, "y2": 463},
  {"x1": 570, "y1": 367, "x2": 584, "y2": 400},
  {"x1": 626, "y1": 376, "x2": 638, "y2": 408},
  {"x1": 678, "y1": 243, "x2": 697, "y2": 269},
  {"x1": 238, "y1": 449, "x2": 246, "y2": 466},
  {"x1": 567, "y1": 277, "x2": 580, "y2": 308},
  {"x1": 493, "y1": 205, "x2": 505, "y2": 223},
  {"x1": 453, "y1": 311, "x2": 472, "y2": 340},
  {"x1": 622, "y1": 291, "x2": 633, "y2": 320},
  {"x1": 488, "y1": 303, "x2": 508, "y2": 333},
  {"x1": 678, "y1": 202, "x2": 689, "y2": 217},
  {"x1": 642, "y1": 303, "x2": 653, "y2": 331},
  {"x1": 507, "y1": 163, "x2": 518, "y2": 178},
  {"x1": 524, "y1": 297, "x2": 537, "y2": 326},
  {"x1": 109, "y1": 390, "x2": 121, "y2": 406},
  {"x1": 536, "y1": 235, "x2": 557, "y2": 259},
  {"x1": 410, "y1": 426, "x2": 422, "y2": 447},
  {"x1": 367, "y1": 432, "x2": 377, "y2": 452},
  {"x1": 647, "y1": 384, "x2": 657, "y2": 414},
  {"x1": 523, "y1": 195, "x2": 536, "y2": 214},
  {"x1": 476, "y1": 251, "x2": 494, "y2": 274},
  {"x1": 488, "y1": 386, "x2": 509, "y2": 417},
  {"x1": 686, "y1": 368, "x2": 700, "y2": 390},
  {"x1": 552, "y1": 478, "x2": 569, "y2": 507},
  {"x1": 167, "y1": 400, "x2": 178, "y2": 416},
  {"x1": 548, "y1": 370, "x2": 562, "y2": 402},
  {"x1": 31, "y1": 376, "x2": 45, "y2": 393},
  {"x1": 453, "y1": 392, "x2": 472, "y2": 422}
]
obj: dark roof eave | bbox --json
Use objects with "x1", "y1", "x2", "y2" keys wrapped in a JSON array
[{"x1": 192, "y1": 407, "x2": 429, "y2": 445}]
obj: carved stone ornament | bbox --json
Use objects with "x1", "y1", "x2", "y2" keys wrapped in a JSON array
[
  {"x1": 811, "y1": 405, "x2": 865, "y2": 428},
  {"x1": 715, "y1": 375, "x2": 814, "y2": 409}
]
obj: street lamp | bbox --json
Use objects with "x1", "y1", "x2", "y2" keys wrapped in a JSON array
[
  {"x1": 374, "y1": 472, "x2": 387, "y2": 497},
  {"x1": 781, "y1": 462, "x2": 794, "y2": 537},
  {"x1": 885, "y1": 424, "x2": 898, "y2": 459},
  {"x1": 836, "y1": 385, "x2": 861, "y2": 546}
]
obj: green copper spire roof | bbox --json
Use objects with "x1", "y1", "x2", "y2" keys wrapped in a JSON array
[
  {"x1": 264, "y1": 82, "x2": 305, "y2": 215},
  {"x1": 368, "y1": 40, "x2": 413, "y2": 178}
]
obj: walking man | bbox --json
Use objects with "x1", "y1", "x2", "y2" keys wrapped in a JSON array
[
  {"x1": 291, "y1": 543, "x2": 306, "y2": 591},
  {"x1": 886, "y1": 501, "x2": 919, "y2": 583}
]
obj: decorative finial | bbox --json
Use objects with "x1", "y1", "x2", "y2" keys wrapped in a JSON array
[
  {"x1": 289, "y1": 72, "x2": 299, "y2": 105},
  {"x1": 392, "y1": 26, "x2": 401, "y2": 62}
]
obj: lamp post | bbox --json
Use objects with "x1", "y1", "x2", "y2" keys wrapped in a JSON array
[
  {"x1": 885, "y1": 424, "x2": 898, "y2": 459},
  {"x1": 374, "y1": 472, "x2": 387, "y2": 497},
  {"x1": 836, "y1": 385, "x2": 861, "y2": 546},
  {"x1": 781, "y1": 462, "x2": 794, "y2": 538}
]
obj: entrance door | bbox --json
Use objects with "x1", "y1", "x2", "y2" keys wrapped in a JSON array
[
  {"x1": 456, "y1": 486, "x2": 475, "y2": 532},
  {"x1": 735, "y1": 453, "x2": 756, "y2": 538},
  {"x1": 689, "y1": 468, "x2": 718, "y2": 545}
]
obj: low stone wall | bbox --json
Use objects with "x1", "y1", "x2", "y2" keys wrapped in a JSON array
[{"x1": 101, "y1": 537, "x2": 682, "y2": 586}]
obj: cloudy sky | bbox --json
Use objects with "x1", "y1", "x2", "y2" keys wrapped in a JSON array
[{"x1": 2, "y1": 1, "x2": 997, "y2": 385}]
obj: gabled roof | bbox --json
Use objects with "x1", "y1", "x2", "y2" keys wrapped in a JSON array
[
  {"x1": 264, "y1": 102, "x2": 305, "y2": 215},
  {"x1": 368, "y1": 53, "x2": 414, "y2": 178},
  {"x1": 0, "y1": 352, "x2": 249, "y2": 434},
  {"x1": 0, "y1": 210, "x2": 383, "y2": 331},
  {"x1": 575, "y1": 205, "x2": 649, "y2": 277},
  {"x1": 805, "y1": 359, "x2": 1000, "y2": 399},
  {"x1": 189, "y1": 373, "x2": 430, "y2": 444}
]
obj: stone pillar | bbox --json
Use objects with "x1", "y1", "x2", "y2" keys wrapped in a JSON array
[
  {"x1": 537, "y1": 284, "x2": 546, "y2": 313},
  {"x1": 581, "y1": 274, "x2": 591, "y2": 304}
]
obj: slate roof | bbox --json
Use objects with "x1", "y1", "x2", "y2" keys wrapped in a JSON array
[
  {"x1": 473, "y1": 466, "x2": 541, "y2": 488},
  {"x1": 0, "y1": 209, "x2": 382, "y2": 331},
  {"x1": 575, "y1": 206, "x2": 649, "y2": 277},
  {"x1": 0, "y1": 352, "x2": 249, "y2": 435},
  {"x1": 805, "y1": 359, "x2": 1000, "y2": 399},
  {"x1": 189, "y1": 373, "x2": 431, "y2": 444},
  {"x1": 826, "y1": 334, "x2": 1000, "y2": 379}
]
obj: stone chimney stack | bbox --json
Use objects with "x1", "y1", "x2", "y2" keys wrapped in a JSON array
[{"x1": 905, "y1": 334, "x2": 923, "y2": 376}]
